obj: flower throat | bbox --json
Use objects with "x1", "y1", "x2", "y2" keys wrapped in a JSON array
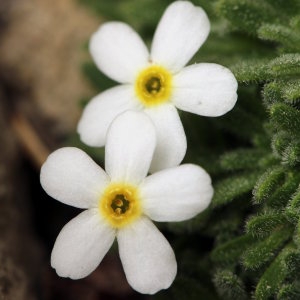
[
  {"x1": 135, "y1": 65, "x2": 172, "y2": 106},
  {"x1": 111, "y1": 194, "x2": 130, "y2": 215},
  {"x1": 99, "y1": 183, "x2": 141, "y2": 228}
]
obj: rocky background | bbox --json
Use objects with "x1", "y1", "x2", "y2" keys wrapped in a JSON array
[
  {"x1": 0, "y1": 0, "x2": 141, "y2": 299},
  {"x1": 3, "y1": 0, "x2": 299, "y2": 299}
]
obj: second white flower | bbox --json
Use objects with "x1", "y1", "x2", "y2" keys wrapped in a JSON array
[{"x1": 41, "y1": 111, "x2": 213, "y2": 294}]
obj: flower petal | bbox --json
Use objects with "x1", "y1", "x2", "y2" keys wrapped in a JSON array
[
  {"x1": 173, "y1": 63, "x2": 238, "y2": 117},
  {"x1": 117, "y1": 217, "x2": 177, "y2": 294},
  {"x1": 105, "y1": 111, "x2": 156, "y2": 185},
  {"x1": 77, "y1": 85, "x2": 141, "y2": 147},
  {"x1": 51, "y1": 209, "x2": 115, "y2": 279},
  {"x1": 151, "y1": 1, "x2": 210, "y2": 72},
  {"x1": 90, "y1": 22, "x2": 149, "y2": 83},
  {"x1": 140, "y1": 164, "x2": 213, "y2": 222},
  {"x1": 40, "y1": 147, "x2": 109, "y2": 209},
  {"x1": 145, "y1": 104, "x2": 186, "y2": 173}
]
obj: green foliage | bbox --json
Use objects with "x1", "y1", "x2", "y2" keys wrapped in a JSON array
[
  {"x1": 277, "y1": 282, "x2": 300, "y2": 300},
  {"x1": 269, "y1": 54, "x2": 300, "y2": 77},
  {"x1": 286, "y1": 187, "x2": 300, "y2": 223},
  {"x1": 293, "y1": 218, "x2": 300, "y2": 247},
  {"x1": 213, "y1": 270, "x2": 248, "y2": 300},
  {"x1": 281, "y1": 80, "x2": 300, "y2": 105},
  {"x1": 78, "y1": 0, "x2": 300, "y2": 298},
  {"x1": 213, "y1": 171, "x2": 262, "y2": 207},
  {"x1": 216, "y1": 0, "x2": 277, "y2": 35},
  {"x1": 211, "y1": 234, "x2": 255, "y2": 265},
  {"x1": 270, "y1": 103, "x2": 300, "y2": 135},
  {"x1": 258, "y1": 24, "x2": 300, "y2": 53},
  {"x1": 271, "y1": 131, "x2": 293, "y2": 157},
  {"x1": 219, "y1": 149, "x2": 268, "y2": 172},
  {"x1": 266, "y1": 172, "x2": 300, "y2": 208},
  {"x1": 246, "y1": 210, "x2": 288, "y2": 238},
  {"x1": 252, "y1": 166, "x2": 285, "y2": 204},
  {"x1": 78, "y1": 0, "x2": 171, "y2": 34},
  {"x1": 255, "y1": 244, "x2": 296, "y2": 300},
  {"x1": 211, "y1": 0, "x2": 300, "y2": 297},
  {"x1": 242, "y1": 227, "x2": 292, "y2": 270},
  {"x1": 231, "y1": 59, "x2": 271, "y2": 83}
]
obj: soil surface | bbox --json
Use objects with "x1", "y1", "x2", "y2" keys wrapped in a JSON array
[
  {"x1": 0, "y1": 1, "x2": 143, "y2": 299},
  {"x1": 0, "y1": 0, "x2": 100, "y2": 132}
]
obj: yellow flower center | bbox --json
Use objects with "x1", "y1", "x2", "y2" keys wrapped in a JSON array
[
  {"x1": 99, "y1": 183, "x2": 141, "y2": 228},
  {"x1": 135, "y1": 65, "x2": 173, "y2": 107}
]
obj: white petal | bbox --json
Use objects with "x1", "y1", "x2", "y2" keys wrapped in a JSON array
[
  {"x1": 77, "y1": 85, "x2": 141, "y2": 147},
  {"x1": 51, "y1": 209, "x2": 115, "y2": 279},
  {"x1": 105, "y1": 111, "x2": 156, "y2": 185},
  {"x1": 173, "y1": 63, "x2": 238, "y2": 117},
  {"x1": 151, "y1": 1, "x2": 210, "y2": 72},
  {"x1": 145, "y1": 104, "x2": 186, "y2": 173},
  {"x1": 90, "y1": 22, "x2": 149, "y2": 83},
  {"x1": 117, "y1": 217, "x2": 177, "y2": 294},
  {"x1": 40, "y1": 147, "x2": 109, "y2": 209},
  {"x1": 140, "y1": 164, "x2": 213, "y2": 222}
]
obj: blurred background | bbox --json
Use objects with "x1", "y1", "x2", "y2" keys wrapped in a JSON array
[
  {"x1": 1, "y1": 0, "x2": 300, "y2": 299},
  {"x1": 0, "y1": 0, "x2": 269, "y2": 299},
  {"x1": 0, "y1": 0, "x2": 144, "y2": 299}
]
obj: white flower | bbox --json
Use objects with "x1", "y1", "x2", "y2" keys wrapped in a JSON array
[
  {"x1": 78, "y1": 0, "x2": 238, "y2": 173},
  {"x1": 41, "y1": 111, "x2": 213, "y2": 294}
]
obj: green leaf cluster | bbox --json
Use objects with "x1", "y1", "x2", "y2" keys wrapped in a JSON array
[{"x1": 209, "y1": 0, "x2": 300, "y2": 299}]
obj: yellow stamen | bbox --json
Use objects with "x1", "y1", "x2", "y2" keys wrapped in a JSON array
[
  {"x1": 99, "y1": 183, "x2": 141, "y2": 228},
  {"x1": 135, "y1": 65, "x2": 173, "y2": 107}
]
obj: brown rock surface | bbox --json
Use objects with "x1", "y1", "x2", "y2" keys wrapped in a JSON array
[
  {"x1": 0, "y1": 0, "x2": 100, "y2": 132},
  {"x1": 0, "y1": 2, "x2": 146, "y2": 299},
  {"x1": 0, "y1": 2, "x2": 143, "y2": 298},
  {"x1": 0, "y1": 85, "x2": 41, "y2": 300}
]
